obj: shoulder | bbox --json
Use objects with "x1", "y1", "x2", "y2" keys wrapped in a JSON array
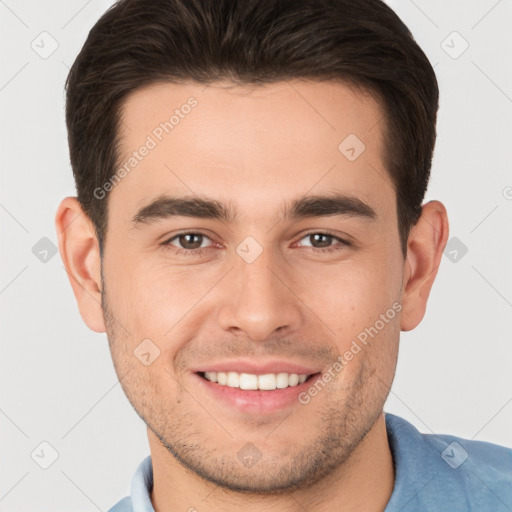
[
  {"x1": 384, "y1": 413, "x2": 512, "y2": 512},
  {"x1": 107, "y1": 496, "x2": 133, "y2": 512},
  {"x1": 106, "y1": 455, "x2": 154, "y2": 512},
  {"x1": 386, "y1": 412, "x2": 512, "y2": 466}
]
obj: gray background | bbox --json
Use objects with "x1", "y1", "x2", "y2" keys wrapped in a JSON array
[{"x1": 1, "y1": 0, "x2": 511, "y2": 510}]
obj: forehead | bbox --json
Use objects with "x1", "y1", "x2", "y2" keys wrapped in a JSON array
[{"x1": 111, "y1": 79, "x2": 392, "y2": 221}]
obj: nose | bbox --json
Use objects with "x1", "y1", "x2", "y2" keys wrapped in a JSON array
[{"x1": 216, "y1": 247, "x2": 305, "y2": 341}]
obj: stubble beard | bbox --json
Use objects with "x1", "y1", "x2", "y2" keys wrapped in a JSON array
[{"x1": 101, "y1": 285, "x2": 391, "y2": 495}]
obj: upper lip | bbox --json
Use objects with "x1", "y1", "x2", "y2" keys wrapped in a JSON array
[{"x1": 191, "y1": 359, "x2": 321, "y2": 376}]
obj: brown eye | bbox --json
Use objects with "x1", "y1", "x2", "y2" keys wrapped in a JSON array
[
  {"x1": 178, "y1": 234, "x2": 203, "y2": 249},
  {"x1": 165, "y1": 233, "x2": 211, "y2": 250},
  {"x1": 297, "y1": 232, "x2": 350, "y2": 252},
  {"x1": 308, "y1": 233, "x2": 334, "y2": 248}
]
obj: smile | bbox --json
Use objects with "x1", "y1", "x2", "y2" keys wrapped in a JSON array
[{"x1": 200, "y1": 371, "x2": 312, "y2": 390}]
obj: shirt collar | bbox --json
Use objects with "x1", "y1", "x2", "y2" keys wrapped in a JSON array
[{"x1": 130, "y1": 455, "x2": 154, "y2": 512}]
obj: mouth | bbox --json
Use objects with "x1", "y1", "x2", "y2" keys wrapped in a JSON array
[
  {"x1": 199, "y1": 371, "x2": 314, "y2": 390},
  {"x1": 192, "y1": 365, "x2": 322, "y2": 415}
]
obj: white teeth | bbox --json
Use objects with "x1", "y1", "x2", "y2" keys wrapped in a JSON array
[
  {"x1": 203, "y1": 371, "x2": 309, "y2": 390},
  {"x1": 258, "y1": 373, "x2": 277, "y2": 390},
  {"x1": 288, "y1": 373, "x2": 299, "y2": 386},
  {"x1": 204, "y1": 371, "x2": 217, "y2": 383},
  {"x1": 227, "y1": 371, "x2": 239, "y2": 387},
  {"x1": 239, "y1": 373, "x2": 258, "y2": 390},
  {"x1": 276, "y1": 373, "x2": 290, "y2": 389}
]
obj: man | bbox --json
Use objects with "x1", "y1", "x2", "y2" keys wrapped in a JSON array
[{"x1": 55, "y1": 0, "x2": 512, "y2": 510}]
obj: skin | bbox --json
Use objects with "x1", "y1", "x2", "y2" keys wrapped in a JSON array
[{"x1": 56, "y1": 79, "x2": 449, "y2": 512}]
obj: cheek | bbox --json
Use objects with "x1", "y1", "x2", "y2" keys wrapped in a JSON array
[
  {"x1": 296, "y1": 252, "x2": 402, "y2": 378},
  {"x1": 301, "y1": 258, "x2": 399, "y2": 328},
  {"x1": 104, "y1": 259, "x2": 221, "y2": 377},
  {"x1": 104, "y1": 250, "x2": 199, "y2": 329}
]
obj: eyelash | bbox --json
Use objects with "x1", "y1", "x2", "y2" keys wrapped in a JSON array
[{"x1": 160, "y1": 231, "x2": 351, "y2": 255}]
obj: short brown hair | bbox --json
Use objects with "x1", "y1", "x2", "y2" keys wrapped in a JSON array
[{"x1": 65, "y1": 0, "x2": 439, "y2": 257}]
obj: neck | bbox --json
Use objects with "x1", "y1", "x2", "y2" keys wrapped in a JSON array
[{"x1": 149, "y1": 413, "x2": 395, "y2": 512}]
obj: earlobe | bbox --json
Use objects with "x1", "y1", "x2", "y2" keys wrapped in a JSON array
[
  {"x1": 400, "y1": 200, "x2": 449, "y2": 332},
  {"x1": 55, "y1": 197, "x2": 106, "y2": 333}
]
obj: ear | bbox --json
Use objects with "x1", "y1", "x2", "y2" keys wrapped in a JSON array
[
  {"x1": 400, "y1": 200, "x2": 449, "y2": 332},
  {"x1": 55, "y1": 197, "x2": 106, "y2": 333}
]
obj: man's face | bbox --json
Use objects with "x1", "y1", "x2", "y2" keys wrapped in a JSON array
[{"x1": 103, "y1": 80, "x2": 405, "y2": 492}]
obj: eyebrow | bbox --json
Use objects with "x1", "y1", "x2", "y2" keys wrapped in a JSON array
[{"x1": 130, "y1": 193, "x2": 377, "y2": 226}]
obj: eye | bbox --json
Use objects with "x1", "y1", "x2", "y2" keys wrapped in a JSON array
[
  {"x1": 163, "y1": 232, "x2": 214, "y2": 251},
  {"x1": 297, "y1": 232, "x2": 350, "y2": 252}
]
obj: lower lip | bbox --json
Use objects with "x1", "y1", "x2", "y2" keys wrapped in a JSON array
[{"x1": 193, "y1": 373, "x2": 321, "y2": 415}]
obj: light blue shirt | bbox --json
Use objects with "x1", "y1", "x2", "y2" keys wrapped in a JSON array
[{"x1": 108, "y1": 413, "x2": 512, "y2": 511}]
